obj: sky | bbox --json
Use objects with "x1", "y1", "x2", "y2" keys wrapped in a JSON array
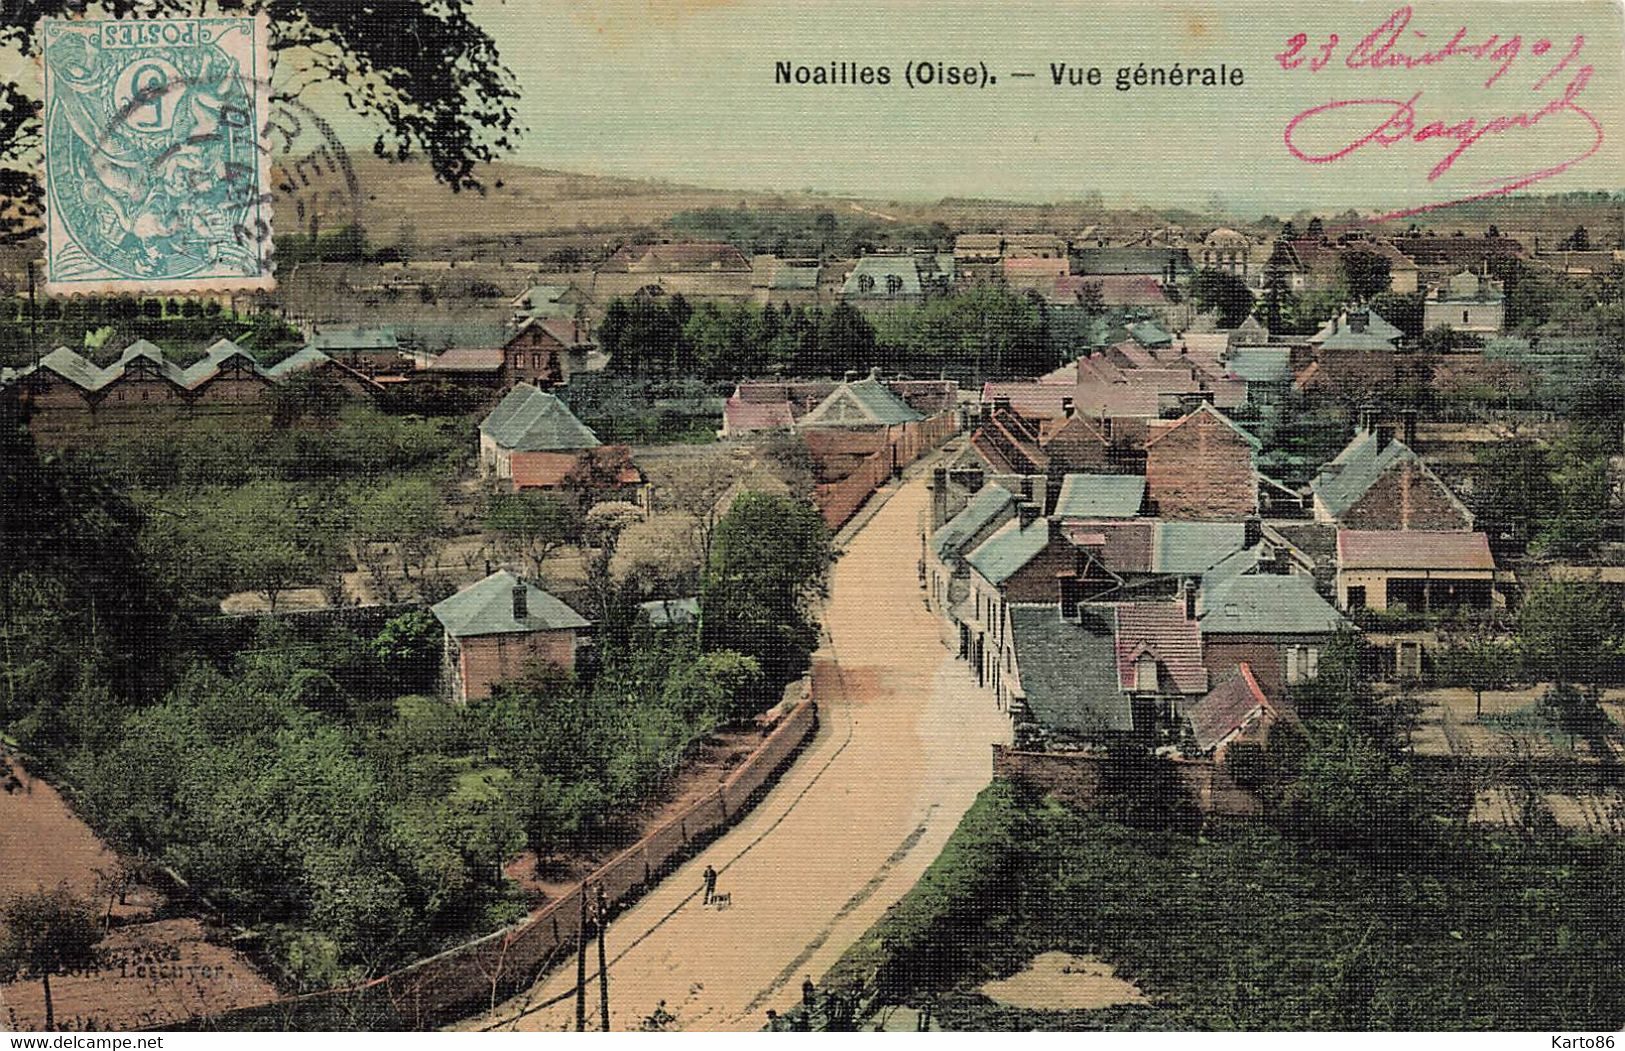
[
  {"x1": 464, "y1": 0, "x2": 1625, "y2": 212},
  {"x1": 4, "y1": 1, "x2": 1621, "y2": 213}
]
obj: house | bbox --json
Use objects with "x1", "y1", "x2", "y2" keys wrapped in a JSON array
[
  {"x1": 1310, "y1": 428, "x2": 1472, "y2": 530},
  {"x1": 1144, "y1": 403, "x2": 1261, "y2": 520},
  {"x1": 1335, "y1": 530, "x2": 1497, "y2": 612},
  {"x1": 593, "y1": 242, "x2": 755, "y2": 300},
  {"x1": 722, "y1": 376, "x2": 954, "y2": 437},
  {"x1": 1050, "y1": 274, "x2": 1170, "y2": 309},
  {"x1": 264, "y1": 346, "x2": 386, "y2": 398},
  {"x1": 502, "y1": 316, "x2": 597, "y2": 388},
  {"x1": 1073, "y1": 247, "x2": 1193, "y2": 285},
  {"x1": 1112, "y1": 598, "x2": 1210, "y2": 725},
  {"x1": 431, "y1": 570, "x2": 592, "y2": 702},
  {"x1": 1184, "y1": 663, "x2": 1300, "y2": 757},
  {"x1": 1196, "y1": 572, "x2": 1348, "y2": 699},
  {"x1": 1003, "y1": 603, "x2": 1138, "y2": 745},
  {"x1": 1052, "y1": 473, "x2": 1145, "y2": 519},
  {"x1": 510, "y1": 283, "x2": 588, "y2": 323},
  {"x1": 926, "y1": 482, "x2": 1018, "y2": 642},
  {"x1": 1309, "y1": 307, "x2": 1404, "y2": 348},
  {"x1": 180, "y1": 339, "x2": 277, "y2": 406},
  {"x1": 419, "y1": 347, "x2": 506, "y2": 388},
  {"x1": 474, "y1": 381, "x2": 624, "y2": 493},
  {"x1": 838, "y1": 255, "x2": 951, "y2": 306},
  {"x1": 1392, "y1": 234, "x2": 1525, "y2": 283},
  {"x1": 308, "y1": 327, "x2": 400, "y2": 373},
  {"x1": 1422, "y1": 270, "x2": 1506, "y2": 334},
  {"x1": 638, "y1": 597, "x2": 701, "y2": 629},
  {"x1": 796, "y1": 371, "x2": 925, "y2": 430},
  {"x1": 1196, "y1": 228, "x2": 1257, "y2": 280}
]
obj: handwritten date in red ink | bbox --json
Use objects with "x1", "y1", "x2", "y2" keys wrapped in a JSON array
[{"x1": 1274, "y1": 5, "x2": 1603, "y2": 221}]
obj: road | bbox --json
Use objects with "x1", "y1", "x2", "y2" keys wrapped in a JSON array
[{"x1": 463, "y1": 468, "x2": 1011, "y2": 1032}]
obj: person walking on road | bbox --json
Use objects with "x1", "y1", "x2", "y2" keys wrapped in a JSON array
[{"x1": 702, "y1": 864, "x2": 718, "y2": 905}]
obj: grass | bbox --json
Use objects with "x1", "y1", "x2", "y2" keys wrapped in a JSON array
[{"x1": 819, "y1": 782, "x2": 1625, "y2": 1031}]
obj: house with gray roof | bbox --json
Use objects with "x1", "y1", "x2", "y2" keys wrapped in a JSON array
[
  {"x1": 839, "y1": 255, "x2": 950, "y2": 306},
  {"x1": 926, "y1": 483, "x2": 1018, "y2": 644},
  {"x1": 1004, "y1": 604, "x2": 1137, "y2": 745},
  {"x1": 1197, "y1": 572, "x2": 1350, "y2": 701},
  {"x1": 432, "y1": 569, "x2": 592, "y2": 702},
  {"x1": 797, "y1": 372, "x2": 924, "y2": 429},
  {"x1": 479, "y1": 383, "x2": 602, "y2": 480},
  {"x1": 1310, "y1": 428, "x2": 1471, "y2": 531},
  {"x1": 1053, "y1": 474, "x2": 1145, "y2": 520}
]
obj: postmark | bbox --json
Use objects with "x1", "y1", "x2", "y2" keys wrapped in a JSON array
[{"x1": 40, "y1": 15, "x2": 274, "y2": 295}]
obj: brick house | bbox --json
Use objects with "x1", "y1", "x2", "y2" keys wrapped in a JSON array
[
  {"x1": 1184, "y1": 663, "x2": 1300, "y2": 758},
  {"x1": 502, "y1": 317, "x2": 596, "y2": 389},
  {"x1": 1310, "y1": 428, "x2": 1472, "y2": 530},
  {"x1": 431, "y1": 569, "x2": 592, "y2": 702},
  {"x1": 1196, "y1": 572, "x2": 1349, "y2": 700},
  {"x1": 1144, "y1": 403, "x2": 1261, "y2": 520}
]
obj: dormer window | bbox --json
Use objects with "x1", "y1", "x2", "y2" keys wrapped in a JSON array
[{"x1": 1135, "y1": 654, "x2": 1159, "y2": 692}]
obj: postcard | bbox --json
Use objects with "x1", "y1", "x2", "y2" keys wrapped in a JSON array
[{"x1": 0, "y1": 0, "x2": 1622, "y2": 1037}]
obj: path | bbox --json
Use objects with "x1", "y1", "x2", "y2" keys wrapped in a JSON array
[{"x1": 463, "y1": 468, "x2": 1009, "y2": 1032}]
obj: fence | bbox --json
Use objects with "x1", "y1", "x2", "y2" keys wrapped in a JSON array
[
  {"x1": 813, "y1": 412, "x2": 959, "y2": 530},
  {"x1": 991, "y1": 744, "x2": 1261, "y2": 817},
  {"x1": 178, "y1": 699, "x2": 820, "y2": 1031}
]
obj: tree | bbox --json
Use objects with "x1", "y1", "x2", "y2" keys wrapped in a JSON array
[
  {"x1": 647, "y1": 455, "x2": 746, "y2": 567},
  {"x1": 0, "y1": 887, "x2": 103, "y2": 1031},
  {"x1": 611, "y1": 513, "x2": 703, "y2": 596},
  {"x1": 1439, "y1": 616, "x2": 1518, "y2": 719},
  {"x1": 701, "y1": 493, "x2": 833, "y2": 696},
  {"x1": 1339, "y1": 249, "x2": 1392, "y2": 303},
  {"x1": 373, "y1": 610, "x2": 443, "y2": 695},
  {"x1": 1189, "y1": 268, "x2": 1254, "y2": 328},
  {"x1": 352, "y1": 479, "x2": 445, "y2": 598},
  {"x1": 1, "y1": 1, "x2": 520, "y2": 241},
  {"x1": 1517, "y1": 581, "x2": 1620, "y2": 706},
  {"x1": 1559, "y1": 225, "x2": 1591, "y2": 251},
  {"x1": 1306, "y1": 216, "x2": 1325, "y2": 239},
  {"x1": 483, "y1": 491, "x2": 583, "y2": 581}
]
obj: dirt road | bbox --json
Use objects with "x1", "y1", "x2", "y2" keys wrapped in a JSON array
[{"x1": 465, "y1": 470, "x2": 1010, "y2": 1032}]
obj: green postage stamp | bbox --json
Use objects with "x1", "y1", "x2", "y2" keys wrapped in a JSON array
[{"x1": 39, "y1": 16, "x2": 273, "y2": 294}]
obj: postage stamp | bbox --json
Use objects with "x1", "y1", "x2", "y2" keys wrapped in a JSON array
[{"x1": 39, "y1": 15, "x2": 274, "y2": 295}]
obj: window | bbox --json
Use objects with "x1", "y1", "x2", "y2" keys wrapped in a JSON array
[
  {"x1": 1287, "y1": 646, "x2": 1300, "y2": 684},
  {"x1": 1136, "y1": 655, "x2": 1159, "y2": 692},
  {"x1": 1347, "y1": 585, "x2": 1367, "y2": 609},
  {"x1": 1462, "y1": 309, "x2": 1470, "y2": 324}
]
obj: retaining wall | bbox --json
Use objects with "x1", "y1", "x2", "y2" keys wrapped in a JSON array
[{"x1": 992, "y1": 744, "x2": 1261, "y2": 817}]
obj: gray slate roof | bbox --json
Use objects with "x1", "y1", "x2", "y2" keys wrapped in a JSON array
[
  {"x1": 967, "y1": 517, "x2": 1051, "y2": 585},
  {"x1": 1199, "y1": 574, "x2": 1346, "y2": 635},
  {"x1": 1154, "y1": 522, "x2": 1249, "y2": 574},
  {"x1": 799, "y1": 375, "x2": 924, "y2": 428},
  {"x1": 1223, "y1": 347, "x2": 1292, "y2": 383},
  {"x1": 840, "y1": 256, "x2": 923, "y2": 298},
  {"x1": 310, "y1": 326, "x2": 398, "y2": 351},
  {"x1": 1319, "y1": 328, "x2": 1396, "y2": 352},
  {"x1": 266, "y1": 346, "x2": 333, "y2": 379},
  {"x1": 432, "y1": 569, "x2": 591, "y2": 638},
  {"x1": 639, "y1": 597, "x2": 701, "y2": 627},
  {"x1": 1310, "y1": 430, "x2": 1446, "y2": 521},
  {"x1": 1127, "y1": 320, "x2": 1173, "y2": 348},
  {"x1": 1312, "y1": 309, "x2": 1403, "y2": 344},
  {"x1": 1009, "y1": 605, "x2": 1135, "y2": 734},
  {"x1": 1054, "y1": 474, "x2": 1145, "y2": 519},
  {"x1": 931, "y1": 484, "x2": 1017, "y2": 560},
  {"x1": 481, "y1": 383, "x2": 602, "y2": 452}
]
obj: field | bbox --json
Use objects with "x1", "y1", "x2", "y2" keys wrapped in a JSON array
[
  {"x1": 815, "y1": 783, "x2": 1625, "y2": 1031},
  {"x1": 0, "y1": 756, "x2": 277, "y2": 1031}
]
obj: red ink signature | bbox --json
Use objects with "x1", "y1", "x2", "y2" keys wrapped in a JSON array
[{"x1": 1276, "y1": 6, "x2": 1605, "y2": 222}]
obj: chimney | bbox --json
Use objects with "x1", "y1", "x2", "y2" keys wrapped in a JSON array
[
  {"x1": 1349, "y1": 310, "x2": 1368, "y2": 333},
  {"x1": 1056, "y1": 570, "x2": 1081, "y2": 620},
  {"x1": 1375, "y1": 423, "x2": 1395, "y2": 449},
  {"x1": 1182, "y1": 577, "x2": 1198, "y2": 621},
  {"x1": 1244, "y1": 515, "x2": 1263, "y2": 548},
  {"x1": 869, "y1": 366, "x2": 882, "y2": 382},
  {"x1": 1100, "y1": 415, "x2": 1114, "y2": 441},
  {"x1": 1020, "y1": 476, "x2": 1034, "y2": 503},
  {"x1": 844, "y1": 369, "x2": 858, "y2": 383},
  {"x1": 993, "y1": 395, "x2": 1012, "y2": 414},
  {"x1": 1061, "y1": 396, "x2": 1075, "y2": 418},
  {"x1": 1331, "y1": 316, "x2": 1339, "y2": 333},
  {"x1": 512, "y1": 584, "x2": 528, "y2": 621},
  {"x1": 1018, "y1": 502, "x2": 1040, "y2": 530},
  {"x1": 1401, "y1": 408, "x2": 1418, "y2": 446}
]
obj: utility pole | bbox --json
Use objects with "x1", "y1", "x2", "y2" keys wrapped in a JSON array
[
  {"x1": 26, "y1": 260, "x2": 38, "y2": 368},
  {"x1": 574, "y1": 890, "x2": 588, "y2": 1032},
  {"x1": 596, "y1": 885, "x2": 610, "y2": 1032}
]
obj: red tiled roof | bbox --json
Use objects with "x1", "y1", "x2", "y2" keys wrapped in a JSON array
[
  {"x1": 1113, "y1": 600, "x2": 1208, "y2": 694},
  {"x1": 723, "y1": 397, "x2": 795, "y2": 433},
  {"x1": 1055, "y1": 274, "x2": 1169, "y2": 306},
  {"x1": 1336, "y1": 530, "x2": 1495, "y2": 570},
  {"x1": 510, "y1": 451, "x2": 580, "y2": 489},
  {"x1": 424, "y1": 348, "x2": 503, "y2": 372},
  {"x1": 1004, "y1": 256, "x2": 1069, "y2": 276},
  {"x1": 1067, "y1": 520, "x2": 1156, "y2": 574},
  {"x1": 1188, "y1": 663, "x2": 1277, "y2": 752}
]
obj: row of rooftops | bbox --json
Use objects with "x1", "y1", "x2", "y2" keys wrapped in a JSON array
[
  {"x1": 0, "y1": 338, "x2": 344, "y2": 395},
  {"x1": 723, "y1": 370, "x2": 954, "y2": 435}
]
